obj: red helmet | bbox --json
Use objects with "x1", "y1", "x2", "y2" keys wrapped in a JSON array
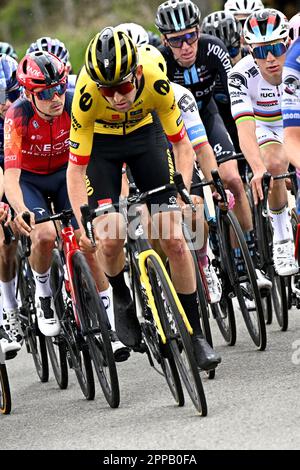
[{"x1": 17, "y1": 51, "x2": 66, "y2": 92}]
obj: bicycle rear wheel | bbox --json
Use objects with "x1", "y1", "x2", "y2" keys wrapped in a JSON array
[
  {"x1": 147, "y1": 255, "x2": 207, "y2": 416},
  {"x1": 72, "y1": 251, "x2": 120, "y2": 408},
  {"x1": 0, "y1": 364, "x2": 11, "y2": 414}
]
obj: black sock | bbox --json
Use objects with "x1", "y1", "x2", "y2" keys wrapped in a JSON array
[
  {"x1": 178, "y1": 292, "x2": 202, "y2": 335},
  {"x1": 107, "y1": 269, "x2": 131, "y2": 303},
  {"x1": 244, "y1": 230, "x2": 258, "y2": 268}
]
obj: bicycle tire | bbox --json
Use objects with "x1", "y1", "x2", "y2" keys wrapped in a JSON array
[
  {"x1": 51, "y1": 249, "x2": 94, "y2": 399},
  {"x1": 147, "y1": 255, "x2": 207, "y2": 416},
  {"x1": 0, "y1": 364, "x2": 11, "y2": 414},
  {"x1": 255, "y1": 202, "x2": 289, "y2": 330},
  {"x1": 210, "y1": 297, "x2": 237, "y2": 346},
  {"x1": 220, "y1": 211, "x2": 267, "y2": 350},
  {"x1": 72, "y1": 251, "x2": 120, "y2": 408},
  {"x1": 182, "y1": 224, "x2": 215, "y2": 379},
  {"x1": 207, "y1": 220, "x2": 237, "y2": 346},
  {"x1": 271, "y1": 276, "x2": 288, "y2": 331},
  {"x1": 17, "y1": 246, "x2": 49, "y2": 382},
  {"x1": 48, "y1": 250, "x2": 69, "y2": 389},
  {"x1": 131, "y1": 258, "x2": 184, "y2": 406}
]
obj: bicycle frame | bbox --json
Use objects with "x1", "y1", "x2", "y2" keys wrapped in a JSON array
[{"x1": 126, "y1": 208, "x2": 193, "y2": 344}]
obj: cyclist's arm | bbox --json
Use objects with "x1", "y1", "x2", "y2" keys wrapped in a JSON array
[
  {"x1": 195, "y1": 144, "x2": 217, "y2": 183},
  {"x1": 282, "y1": 57, "x2": 300, "y2": 169},
  {"x1": 0, "y1": 166, "x2": 4, "y2": 201},
  {"x1": 284, "y1": 127, "x2": 300, "y2": 169},
  {"x1": 66, "y1": 161, "x2": 88, "y2": 233},
  {"x1": 4, "y1": 168, "x2": 28, "y2": 214},
  {"x1": 172, "y1": 134, "x2": 194, "y2": 192},
  {"x1": 235, "y1": 120, "x2": 265, "y2": 173}
]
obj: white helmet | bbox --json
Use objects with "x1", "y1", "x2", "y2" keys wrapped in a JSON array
[
  {"x1": 224, "y1": 0, "x2": 264, "y2": 17},
  {"x1": 244, "y1": 8, "x2": 289, "y2": 45},
  {"x1": 289, "y1": 13, "x2": 300, "y2": 43},
  {"x1": 117, "y1": 23, "x2": 149, "y2": 47}
]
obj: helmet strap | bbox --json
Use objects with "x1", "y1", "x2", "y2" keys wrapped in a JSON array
[{"x1": 32, "y1": 94, "x2": 54, "y2": 119}]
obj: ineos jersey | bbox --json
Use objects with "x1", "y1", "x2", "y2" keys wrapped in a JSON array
[
  {"x1": 159, "y1": 34, "x2": 232, "y2": 111},
  {"x1": 228, "y1": 54, "x2": 282, "y2": 127},
  {"x1": 4, "y1": 92, "x2": 73, "y2": 174},
  {"x1": 282, "y1": 37, "x2": 300, "y2": 128}
]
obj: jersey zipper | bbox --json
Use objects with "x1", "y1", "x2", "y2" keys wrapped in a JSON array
[{"x1": 48, "y1": 121, "x2": 52, "y2": 173}]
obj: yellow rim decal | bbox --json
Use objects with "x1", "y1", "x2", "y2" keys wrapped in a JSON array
[{"x1": 138, "y1": 249, "x2": 193, "y2": 341}]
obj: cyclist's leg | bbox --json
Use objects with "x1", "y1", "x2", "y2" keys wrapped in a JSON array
[
  {"x1": 128, "y1": 118, "x2": 221, "y2": 370},
  {"x1": 86, "y1": 134, "x2": 141, "y2": 349},
  {"x1": 258, "y1": 126, "x2": 298, "y2": 275},
  {"x1": 204, "y1": 107, "x2": 271, "y2": 288},
  {"x1": 19, "y1": 172, "x2": 60, "y2": 336}
]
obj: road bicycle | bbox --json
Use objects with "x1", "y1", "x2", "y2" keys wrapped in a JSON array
[
  {"x1": 192, "y1": 166, "x2": 266, "y2": 350},
  {"x1": 81, "y1": 182, "x2": 208, "y2": 416},
  {"x1": 34, "y1": 208, "x2": 119, "y2": 407}
]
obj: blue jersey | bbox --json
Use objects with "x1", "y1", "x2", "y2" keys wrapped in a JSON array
[
  {"x1": 282, "y1": 38, "x2": 300, "y2": 128},
  {"x1": 0, "y1": 116, "x2": 4, "y2": 168}
]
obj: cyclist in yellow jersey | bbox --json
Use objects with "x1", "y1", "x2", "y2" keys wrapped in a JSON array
[{"x1": 67, "y1": 27, "x2": 221, "y2": 371}]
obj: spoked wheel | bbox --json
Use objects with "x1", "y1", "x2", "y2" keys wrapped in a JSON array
[
  {"x1": 51, "y1": 249, "x2": 94, "y2": 400},
  {"x1": 147, "y1": 255, "x2": 207, "y2": 416},
  {"x1": 72, "y1": 251, "x2": 120, "y2": 408},
  {"x1": 210, "y1": 294, "x2": 236, "y2": 346},
  {"x1": 271, "y1": 275, "x2": 288, "y2": 331},
  {"x1": 66, "y1": 324, "x2": 95, "y2": 400},
  {"x1": 220, "y1": 211, "x2": 267, "y2": 351},
  {"x1": 27, "y1": 325, "x2": 49, "y2": 383},
  {"x1": 45, "y1": 336, "x2": 68, "y2": 389},
  {"x1": 17, "y1": 247, "x2": 49, "y2": 383},
  {"x1": 0, "y1": 364, "x2": 11, "y2": 414},
  {"x1": 49, "y1": 249, "x2": 69, "y2": 389},
  {"x1": 142, "y1": 321, "x2": 185, "y2": 407},
  {"x1": 183, "y1": 224, "x2": 216, "y2": 380}
]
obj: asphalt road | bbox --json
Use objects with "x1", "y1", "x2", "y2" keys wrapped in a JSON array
[{"x1": 1, "y1": 303, "x2": 300, "y2": 451}]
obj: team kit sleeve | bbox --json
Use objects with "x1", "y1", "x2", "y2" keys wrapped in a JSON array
[
  {"x1": 209, "y1": 36, "x2": 232, "y2": 95},
  {"x1": 150, "y1": 77, "x2": 186, "y2": 143},
  {"x1": 173, "y1": 84, "x2": 208, "y2": 150},
  {"x1": 282, "y1": 39, "x2": 300, "y2": 128},
  {"x1": 4, "y1": 105, "x2": 24, "y2": 170},
  {"x1": 69, "y1": 67, "x2": 99, "y2": 166},
  {"x1": 228, "y1": 67, "x2": 255, "y2": 125}
]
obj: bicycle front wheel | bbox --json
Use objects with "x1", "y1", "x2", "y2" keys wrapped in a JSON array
[
  {"x1": 147, "y1": 255, "x2": 207, "y2": 416},
  {"x1": 0, "y1": 364, "x2": 11, "y2": 414},
  {"x1": 221, "y1": 211, "x2": 267, "y2": 350},
  {"x1": 72, "y1": 251, "x2": 120, "y2": 408}
]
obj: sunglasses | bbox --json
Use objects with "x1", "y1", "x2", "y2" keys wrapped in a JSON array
[
  {"x1": 0, "y1": 89, "x2": 21, "y2": 104},
  {"x1": 99, "y1": 76, "x2": 136, "y2": 97},
  {"x1": 32, "y1": 81, "x2": 68, "y2": 101},
  {"x1": 227, "y1": 45, "x2": 240, "y2": 58},
  {"x1": 166, "y1": 30, "x2": 199, "y2": 48},
  {"x1": 251, "y1": 42, "x2": 288, "y2": 60}
]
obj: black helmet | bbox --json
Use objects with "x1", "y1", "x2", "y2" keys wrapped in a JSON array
[
  {"x1": 201, "y1": 10, "x2": 242, "y2": 48},
  {"x1": 155, "y1": 0, "x2": 201, "y2": 34},
  {"x1": 85, "y1": 27, "x2": 138, "y2": 85},
  {"x1": 147, "y1": 31, "x2": 162, "y2": 47}
]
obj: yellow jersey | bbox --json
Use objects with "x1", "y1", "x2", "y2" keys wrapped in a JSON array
[{"x1": 69, "y1": 48, "x2": 185, "y2": 165}]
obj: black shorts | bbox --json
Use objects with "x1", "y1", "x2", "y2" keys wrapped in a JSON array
[
  {"x1": 19, "y1": 165, "x2": 78, "y2": 228},
  {"x1": 86, "y1": 117, "x2": 179, "y2": 214},
  {"x1": 200, "y1": 98, "x2": 236, "y2": 162}
]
